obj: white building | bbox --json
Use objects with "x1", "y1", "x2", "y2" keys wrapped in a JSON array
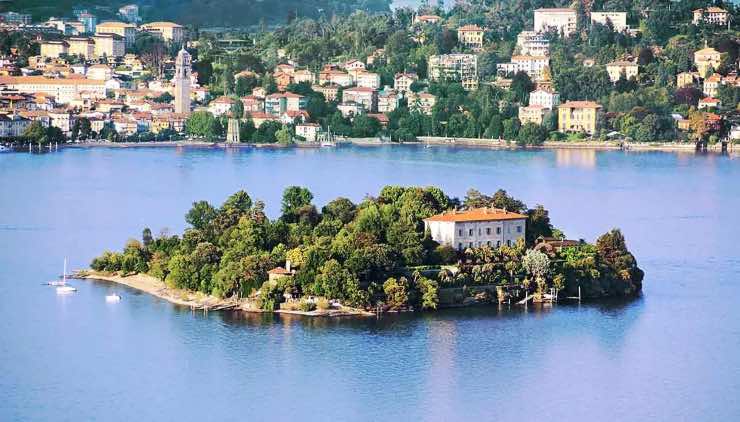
[
  {"x1": 497, "y1": 55, "x2": 550, "y2": 80},
  {"x1": 590, "y1": 12, "x2": 628, "y2": 32},
  {"x1": 424, "y1": 208, "x2": 527, "y2": 251},
  {"x1": 0, "y1": 114, "x2": 31, "y2": 137},
  {"x1": 606, "y1": 61, "x2": 639, "y2": 82},
  {"x1": 0, "y1": 76, "x2": 106, "y2": 104},
  {"x1": 529, "y1": 89, "x2": 560, "y2": 109},
  {"x1": 353, "y1": 71, "x2": 381, "y2": 89},
  {"x1": 394, "y1": 72, "x2": 418, "y2": 93},
  {"x1": 428, "y1": 54, "x2": 478, "y2": 90},
  {"x1": 534, "y1": 8, "x2": 577, "y2": 37},
  {"x1": 517, "y1": 31, "x2": 550, "y2": 56},
  {"x1": 692, "y1": 7, "x2": 728, "y2": 26},
  {"x1": 295, "y1": 123, "x2": 320, "y2": 142}
]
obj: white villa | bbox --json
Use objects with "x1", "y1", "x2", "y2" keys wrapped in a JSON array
[{"x1": 424, "y1": 208, "x2": 527, "y2": 251}]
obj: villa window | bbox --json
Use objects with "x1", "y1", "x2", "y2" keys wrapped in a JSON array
[
  {"x1": 486, "y1": 228, "x2": 491, "y2": 235},
  {"x1": 507, "y1": 240, "x2": 511, "y2": 247},
  {"x1": 487, "y1": 241, "x2": 491, "y2": 246},
  {"x1": 469, "y1": 229, "x2": 473, "y2": 236},
  {"x1": 496, "y1": 227, "x2": 501, "y2": 234},
  {"x1": 517, "y1": 226, "x2": 522, "y2": 233},
  {"x1": 496, "y1": 241, "x2": 501, "y2": 247},
  {"x1": 458, "y1": 229, "x2": 463, "y2": 236},
  {"x1": 478, "y1": 228, "x2": 482, "y2": 236},
  {"x1": 458, "y1": 243, "x2": 463, "y2": 250}
]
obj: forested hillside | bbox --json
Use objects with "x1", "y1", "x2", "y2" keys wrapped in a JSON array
[{"x1": 4, "y1": 0, "x2": 392, "y2": 26}]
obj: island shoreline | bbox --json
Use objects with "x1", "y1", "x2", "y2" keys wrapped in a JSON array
[{"x1": 75, "y1": 271, "x2": 375, "y2": 317}]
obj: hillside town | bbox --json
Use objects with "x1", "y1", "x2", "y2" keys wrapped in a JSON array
[{"x1": 0, "y1": 2, "x2": 738, "y2": 146}]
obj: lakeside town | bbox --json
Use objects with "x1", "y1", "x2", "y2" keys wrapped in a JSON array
[
  {"x1": 0, "y1": 2, "x2": 738, "y2": 150},
  {"x1": 82, "y1": 186, "x2": 644, "y2": 314}
]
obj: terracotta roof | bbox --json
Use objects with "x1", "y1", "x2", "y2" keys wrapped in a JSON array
[
  {"x1": 0, "y1": 76, "x2": 104, "y2": 86},
  {"x1": 559, "y1": 101, "x2": 602, "y2": 109},
  {"x1": 141, "y1": 21, "x2": 183, "y2": 28},
  {"x1": 458, "y1": 24, "x2": 483, "y2": 32},
  {"x1": 695, "y1": 47, "x2": 719, "y2": 55},
  {"x1": 424, "y1": 208, "x2": 527, "y2": 222},
  {"x1": 512, "y1": 55, "x2": 549, "y2": 61},
  {"x1": 97, "y1": 21, "x2": 135, "y2": 28},
  {"x1": 535, "y1": 8, "x2": 575, "y2": 13},
  {"x1": 344, "y1": 87, "x2": 376, "y2": 93},
  {"x1": 268, "y1": 267, "x2": 293, "y2": 275},
  {"x1": 694, "y1": 7, "x2": 727, "y2": 13},
  {"x1": 607, "y1": 60, "x2": 637, "y2": 67}
]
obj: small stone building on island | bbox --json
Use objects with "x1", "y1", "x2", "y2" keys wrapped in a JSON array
[{"x1": 424, "y1": 208, "x2": 527, "y2": 251}]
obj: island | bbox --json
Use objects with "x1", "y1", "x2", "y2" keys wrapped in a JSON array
[{"x1": 83, "y1": 186, "x2": 644, "y2": 315}]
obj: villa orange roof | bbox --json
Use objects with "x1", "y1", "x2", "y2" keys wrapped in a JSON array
[
  {"x1": 458, "y1": 24, "x2": 483, "y2": 32},
  {"x1": 424, "y1": 208, "x2": 527, "y2": 223},
  {"x1": 559, "y1": 101, "x2": 602, "y2": 109}
]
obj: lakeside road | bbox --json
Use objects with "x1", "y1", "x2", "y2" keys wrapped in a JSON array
[{"x1": 47, "y1": 138, "x2": 736, "y2": 153}]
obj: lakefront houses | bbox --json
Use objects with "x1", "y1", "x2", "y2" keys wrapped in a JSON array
[
  {"x1": 424, "y1": 208, "x2": 527, "y2": 251},
  {"x1": 557, "y1": 101, "x2": 602, "y2": 135}
]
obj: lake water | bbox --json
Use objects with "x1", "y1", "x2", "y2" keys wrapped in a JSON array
[{"x1": 1, "y1": 145, "x2": 739, "y2": 421}]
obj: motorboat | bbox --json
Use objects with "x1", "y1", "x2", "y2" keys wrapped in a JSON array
[
  {"x1": 0, "y1": 145, "x2": 11, "y2": 153},
  {"x1": 105, "y1": 294, "x2": 122, "y2": 302},
  {"x1": 56, "y1": 286, "x2": 77, "y2": 294}
]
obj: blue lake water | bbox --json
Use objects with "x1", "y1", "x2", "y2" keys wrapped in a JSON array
[{"x1": 1, "y1": 145, "x2": 739, "y2": 421}]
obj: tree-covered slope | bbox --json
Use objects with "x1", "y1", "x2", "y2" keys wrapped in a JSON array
[{"x1": 5, "y1": 0, "x2": 392, "y2": 26}]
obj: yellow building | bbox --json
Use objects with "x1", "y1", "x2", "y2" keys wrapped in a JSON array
[
  {"x1": 67, "y1": 37, "x2": 95, "y2": 59},
  {"x1": 694, "y1": 47, "x2": 721, "y2": 78},
  {"x1": 95, "y1": 21, "x2": 136, "y2": 47},
  {"x1": 606, "y1": 61, "x2": 639, "y2": 82},
  {"x1": 140, "y1": 22, "x2": 185, "y2": 44},
  {"x1": 93, "y1": 34, "x2": 126, "y2": 58},
  {"x1": 676, "y1": 72, "x2": 695, "y2": 88},
  {"x1": 457, "y1": 25, "x2": 484, "y2": 49},
  {"x1": 40, "y1": 40, "x2": 69, "y2": 58},
  {"x1": 557, "y1": 101, "x2": 602, "y2": 134},
  {"x1": 518, "y1": 105, "x2": 548, "y2": 125}
]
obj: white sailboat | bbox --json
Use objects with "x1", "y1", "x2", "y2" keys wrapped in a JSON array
[
  {"x1": 48, "y1": 258, "x2": 69, "y2": 286},
  {"x1": 319, "y1": 126, "x2": 336, "y2": 147},
  {"x1": 105, "y1": 294, "x2": 122, "y2": 302},
  {"x1": 56, "y1": 285, "x2": 77, "y2": 294}
]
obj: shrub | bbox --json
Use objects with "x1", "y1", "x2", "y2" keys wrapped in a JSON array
[
  {"x1": 316, "y1": 297, "x2": 330, "y2": 310},
  {"x1": 298, "y1": 299, "x2": 317, "y2": 312}
]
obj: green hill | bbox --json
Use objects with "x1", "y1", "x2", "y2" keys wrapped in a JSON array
[{"x1": 3, "y1": 0, "x2": 392, "y2": 27}]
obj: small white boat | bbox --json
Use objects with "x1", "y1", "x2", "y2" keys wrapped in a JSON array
[
  {"x1": 56, "y1": 286, "x2": 77, "y2": 294},
  {"x1": 47, "y1": 258, "x2": 69, "y2": 286},
  {"x1": 0, "y1": 145, "x2": 11, "y2": 153},
  {"x1": 105, "y1": 294, "x2": 122, "y2": 302}
]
